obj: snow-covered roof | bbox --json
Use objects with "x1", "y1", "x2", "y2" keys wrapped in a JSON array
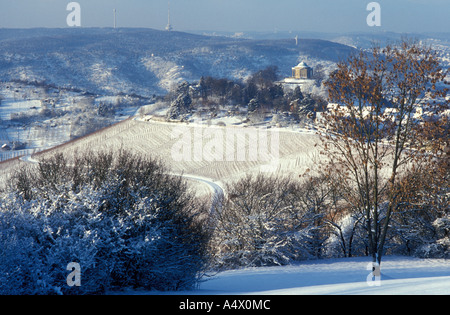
[{"x1": 293, "y1": 61, "x2": 310, "y2": 69}]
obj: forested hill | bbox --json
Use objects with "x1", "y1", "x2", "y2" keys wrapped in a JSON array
[{"x1": 0, "y1": 28, "x2": 356, "y2": 96}]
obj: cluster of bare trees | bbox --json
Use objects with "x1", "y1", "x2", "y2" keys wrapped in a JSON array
[
  {"x1": 212, "y1": 40, "x2": 449, "y2": 269},
  {"x1": 211, "y1": 161, "x2": 448, "y2": 270},
  {"x1": 321, "y1": 40, "x2": 448, "y2": 267},
  {"x1": 210, "y1": 173, "x2": 366, "y2": 269}
]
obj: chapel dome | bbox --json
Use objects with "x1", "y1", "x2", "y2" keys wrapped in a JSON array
[{"x1": 296, "y1": 61, "x2": 309, "y2": 68}]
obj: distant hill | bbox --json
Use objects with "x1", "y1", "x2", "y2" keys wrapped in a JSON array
[{"x1": 0, "y1": 28, "x2": 357, "y2": 97}]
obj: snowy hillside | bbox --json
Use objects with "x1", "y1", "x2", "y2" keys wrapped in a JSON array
[
  {"x1": 124, "y1": 256, "x2": 450, "y2": 295},
  {"x1": 0, "y1": 116, "x2": 320, "y2": 192},
  {"x1": 0, "y1": 81, "x2": 145, "y2": 162},
  {"x1": 0, "y1": 28, "x2": 355, "y2": 96}
]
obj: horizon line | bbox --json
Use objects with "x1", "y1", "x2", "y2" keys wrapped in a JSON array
[{"x1": 0, "y1": 27, "x2": 448, "y2": 36}]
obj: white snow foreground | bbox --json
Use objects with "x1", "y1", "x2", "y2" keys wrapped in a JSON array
[{"x1": 126, "y1": 256, "x2": 450, "y2": 295}]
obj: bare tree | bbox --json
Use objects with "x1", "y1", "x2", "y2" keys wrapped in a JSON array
[
  {"x1": 211, "y1": 173, "x2": 342, "y2": 268},
  {"x1": 391, "y1": 158, "x2": 449, "y2": 258},
  {"x1": 212, "y1": 174, "x2": 310, "y2": 268},
  {"x1": 321, "y1": 40, "x2": 448, "y2": 267}
]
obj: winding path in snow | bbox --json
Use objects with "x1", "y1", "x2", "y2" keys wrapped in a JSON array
[{"x1": 170, "y1": 173, "x2": 225, "y2": 216}]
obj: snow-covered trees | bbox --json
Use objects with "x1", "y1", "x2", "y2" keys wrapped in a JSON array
[
  {"x1": 69, "y1": 97, "x2": 116, "y2": 139},
  {"x1": 322, "y1": 40, "x2": 448, "y2": 266},
  {"x1": 211, "y1": 174, "x2": 335, "y2": 269},
  {"x1": 162, "y1": 66, "x2": 327, "y2": 122},
  {"x1": 166, "y1": 81, "x2": 192, "y2": 120},
  {"x1": 390, "y1": 159, "x2": 449, "y2": 258},
  {"x1": 97, "y1": 102, "x2": 116, "y2": 118},
  {"x1": 0, "y1": 150, "x2": 210, "y2": 294},
  {"x1": 210, "y1": 160, "x2": 448, "y2": 271},
  {"x1": 247, "y1": 98, "x2": 260, "y2": 114}
]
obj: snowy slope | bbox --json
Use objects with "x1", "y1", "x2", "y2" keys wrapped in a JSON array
[
  {"x1": 132, "y1": 256, "x2": 450, "y2": 295},
  {"x1": 0, "y1": 28, "x2": 356, "y2": 96}
]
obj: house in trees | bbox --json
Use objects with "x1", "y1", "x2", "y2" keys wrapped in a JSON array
[
  {"x1": 292, "y1": 62, "x2": 313, "y2": 79},
  {"x1": 278, "y1": 61, "x2": 315, "y2": 91}
]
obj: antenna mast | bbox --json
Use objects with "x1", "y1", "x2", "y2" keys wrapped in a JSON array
[
  {"x1": 165, "y1": 1, "x2": 173, "y2": 31},
  {"x1": 113, "y1": 8, "x2": 117, "y2": 29}
]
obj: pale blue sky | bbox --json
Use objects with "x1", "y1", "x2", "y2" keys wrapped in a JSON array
[{"x1": 0, "y1": 0, "x2": 448, "y2": 33}]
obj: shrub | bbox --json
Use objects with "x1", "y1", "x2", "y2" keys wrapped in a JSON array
[{"x1": 0, "y1": 150, "x2": 210, "y2": 294}]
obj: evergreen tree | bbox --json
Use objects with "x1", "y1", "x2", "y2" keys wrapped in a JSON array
[
  {"x1": 167, "y1": 82, "x2": 192, "y2": 119},
  {"x1": 247, "y1": 98, "x2": 260, "y2": 113},
  {"x1": 293, "y1": 86, "x2": 304, "y2": 101}
]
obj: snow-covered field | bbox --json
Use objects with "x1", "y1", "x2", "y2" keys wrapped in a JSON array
[
  {"x1": 1, "y1": 108, "x2": 320, "y2": 190},
  {"x1": 126, "y1": 256, "x2": 450, "y2": 295}
]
